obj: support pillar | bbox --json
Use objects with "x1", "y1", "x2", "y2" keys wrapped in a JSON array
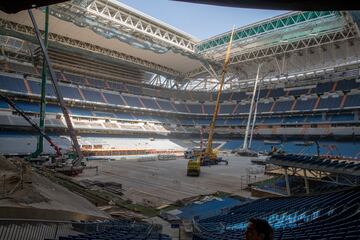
[
  {"x1": 33, "y1": 6, "x2": 49, "y2": 157},
  {"x1": 243, "y1": 63, "x2": 262, "y2": 150},
  {"x1": 284, "y1": 167, "x2": 291, "y2": 196}
]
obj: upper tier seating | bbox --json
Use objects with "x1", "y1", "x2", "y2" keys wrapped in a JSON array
[
  {"x1": 122, "y1": 95, "x2": 143, "y2": 108},
  {"x1": 103, "y1": 92, "x2": 125, "y2": 105},
  {"x1": 287, "y1": 88, "x2": 309, "y2": 96},
  {"x1": 127, "y1": 84, "x2": 143, "y2": 95},
  {"x1": 174, "y1": 103, "x2": 189, "y2": 113},
  {"x1": 234, "y1": 103, "x2": 250, "y2": 114},
  {"x1": 141, "y1": 98, "x2": 160, "y2": 109},
  {"x1": 28, "y1": 80, "x2": 56, "y2": 97},
  {"x1": 0, "y1": 75, "x2": 27, "y2": 93},
  {"x1": 231, "y1": 92, "x2": 248, "y2": 101},
  {"x1": 187, "y1": 103, "x2": 203, "y2": 114},
  {"x1": 344, "y1": 94, "x2": 360, "y2": 108},
  {"x1": 194, "y1": 187, "x2": 360, "y2": 240},
  {"x1": 203, "y1": 104, "x2": 215, "y2": 114},
  {"x1": 220, "y1": 104, "x2": 235, "y2": 114},
  {"x1": 82, "y1": 88, "x2": 105, "y2": 103},
  {"x1": 313, "y1": 81, "x2": 334, "y2": 94},
  {"x1": 336, "y1": 79, "x2": 359, "y2": 91},
  {"x1": 317, "y1": 96, "x2": 341, "y2": 109},
  {"x1": 157, "y1": 99, "x2": 176, "y2": 112},
  {"x1": 60, "y1": 85, "x2": 83, "y2": 100},
  {"x1": 269, "y1": 88, "x2": 285, "y2": 98},
  {"x1": 294, "y1": 98, "x2": 316, "y2": 111},
  {"x1": 256, "y1": 102, "x2": 273, "y2": 113},
  {"x1": 273, "y1": 100, "x2": 293, "y2": 112}
]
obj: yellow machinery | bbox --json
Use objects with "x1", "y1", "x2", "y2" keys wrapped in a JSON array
[{"x1": 187, "y1": 29, "x2": 235, "y2": 176}]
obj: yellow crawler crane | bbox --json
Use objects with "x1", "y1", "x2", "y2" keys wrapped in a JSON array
[{"x1": 187, "y1": 29, "x2": 235, "y2": 177}]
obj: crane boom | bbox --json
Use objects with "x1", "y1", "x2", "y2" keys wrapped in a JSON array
[
  {"x1": 0, "y1": 94, "x2": 62, "y2": 157},
  {"x1": 205, "y1": 28, "x2": 235, "y2": 155}
]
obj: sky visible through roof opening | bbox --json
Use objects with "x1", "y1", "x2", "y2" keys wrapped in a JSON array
[{"x1": 118, "y1": 0, "x2": 287, "y2": 40}]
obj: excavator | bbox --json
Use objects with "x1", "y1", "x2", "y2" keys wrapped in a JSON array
[{"x1": 187, "y1": 29, "x2": 235, "y2": 177}]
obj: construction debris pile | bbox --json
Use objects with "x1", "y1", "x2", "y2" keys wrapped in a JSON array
[
  {"x1": 79, "y1": 180, "x2": 123, "y2": 196},
  {"x1": 0, "y1": 155, "x2": 48, "y2": 204}
]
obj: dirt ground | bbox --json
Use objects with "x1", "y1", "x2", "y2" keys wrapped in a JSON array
[
  {"x1": 0, "y1": 156, "x2": 109, "y2": 219},
  {"x1": 75, "y1": 153, "x2": 269, "y2": 207}
]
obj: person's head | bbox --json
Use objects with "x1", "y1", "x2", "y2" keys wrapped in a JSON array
[{"x1": 244, "y1": 218, "x2": 274, "y2": 240}]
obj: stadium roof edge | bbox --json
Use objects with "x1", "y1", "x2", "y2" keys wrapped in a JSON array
[{"x1": 107, "y1": 0, "x2": 199, "y2": 41}]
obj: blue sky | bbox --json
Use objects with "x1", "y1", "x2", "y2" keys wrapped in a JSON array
[{"x1": 118, "y1": 0, "x2": 287, "y2": 40}]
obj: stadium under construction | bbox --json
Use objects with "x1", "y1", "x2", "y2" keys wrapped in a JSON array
[{"x1": 0, "y1": 1, "x2": 360, "y2": 240}]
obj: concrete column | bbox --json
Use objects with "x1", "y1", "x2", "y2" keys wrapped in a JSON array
[
  {"x1": 284, "y1": 167, "x2": 291, "y2": 196},
  {"x1": 303, "y1": 169, "x2": 310, "y2": 194}
]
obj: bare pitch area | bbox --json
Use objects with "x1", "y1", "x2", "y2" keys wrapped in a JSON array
[{"x1": 76, "y1": 154, "x2": 267, "y2": 207}]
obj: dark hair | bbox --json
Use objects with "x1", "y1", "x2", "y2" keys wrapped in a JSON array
[{"x1": 249, "y1": 218, "x2": 274, "y2": 240}]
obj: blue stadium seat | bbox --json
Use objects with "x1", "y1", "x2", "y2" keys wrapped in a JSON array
[
  {"x1": 220, "y1": 92, "x2": 232, "y2": 101},
  {"x1": 234, "y1": 103, "x2": 250, "y2": 114},
  {"x1": 344, "y1": 94, "x2": 360, "y2": 108},
  {"x1": 283, "y1": 116, "x2": 305, "y2": 124},
  {"x1": 87, "y1": 77, "x2": 106, "y2": 88},
  {"x1": 313, "y1": 81, "x2": 334, "y2": 94},
  {"x1": 179, "y1": 118, "x2": 194, "y2": 125},
  {"x1": 194, "y1": 187, "x2": 360, "y2": 240},
  {"x1": 103, "y1": 92, "x2": 125, "y2": 105},
  {"x1": 256, "y1": 102, "x2": 273, "y2": 113},
  {"x1": 273, "y1": 100, "x2": 293, "y2": 112},
  {"x1": 263, "y1": 117, "x2": 283, "y2": 124},
  {"x1": 287, "y1": 88, "x2": 309, "y2": 96},
  {"x1": 317, "y1": 96, "x2": 341, "y2": 109},
  {"x1": 268, "y1": 88, "x2": 285, "y2": 98},
  {"x1": 70, "y1": 107, "x2": 93, "y2": 116},
  {"x1": 157, "y1": 99, "x2": 176, "y2": 111},
  {"x1": 187, "y1": 103, "x2": 203, "y2": 114},
  {"x1": 294, "y1": 98, "x2": 316, "y2": 111},
  {"x1": 94, "y1": 112, "x2": 115, "y2": 118},
  {"x1": 141, "y1": 98, "x2": 160, "y2": 109},
  {"x1": 258, "y1": 89, "x2": 269, "y2": 98},
  {"x1": 60, "y1": 85, "x2": 83, "y2": 100},
  {"x1": 306, "y1": 115, "x2": 325, "y2": 123},
  {"x1": 174, "y1": 103, "x2": 189, "y2": 113},
  {"x1": 226, "y1": 118, "x2": 244, "y2": 126},
  {"x1": 108, "y1": 81, "x2": 126, "y2": 92},
  {"x1": 195, "y1": 119, "x2": 211, "y2": 125},
  {"x1": 231, "y1": 92, "x2": 248, "y2": 101},
  {"x1": 122, "y1": 95, "x2": 143, "y2": 108},
  {"x1": 81, "y1": 88, "x2": 105, "y2": 103},
  {"x1": 336, "y1": 79, "x2": 359, "y2": 91},
  {"x1": 330, "y1": 114, "x2": 354, "y2": 122},
  {"x1": 0, "y1": 100, "x2": 8, "y2": 109},
  {"x1": 114, "y1": 113, "x2": 134, "y2": 120},
  {"x1": 203, "y1": 104, "x2": 215, "y2": 114},
  {"x1": 127, "y1": 84, "x2": 142, "y2": 95},
  {"x1": 219, "y1": 104, "x2": 235, "y2": 114},
  {"x1": 27, "y1": 80, "x2": 56, "y2": 97},
  {"x1": 0, "y1": 74, "x2": 27, "y2": 93}
]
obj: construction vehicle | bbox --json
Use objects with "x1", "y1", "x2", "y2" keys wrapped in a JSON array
[
  {"x1": 0, "y1": 10, "x2": 85, "y2": 175},
  {"x1": 0, "y1": 94, "x2": 85, "y2": 175},
  {"x1": 187, "y1": 29, "x2": 235, "y2": 177}
]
